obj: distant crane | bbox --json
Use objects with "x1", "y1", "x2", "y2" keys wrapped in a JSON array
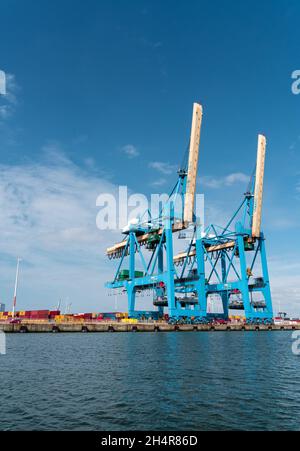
[
  {"x1": 105, "y1": 103, "x2": 273, "y2": 325},
  {"x1": 56, "y1": 299, "x2": 62, "y2": 312},
  {"x1": 12, "y1": 257, "x2": 22, "y2": 320}
]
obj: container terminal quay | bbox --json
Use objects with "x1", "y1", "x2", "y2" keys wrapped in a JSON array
[
  {"x1": 1, "y1": 323, "x2": 300, "y2": 333},
  {"x1": 1, "y1": 309, "x2": 298, "y2": 334},
  {"x1": 1, "y1": 103, "x2": 297, "y2": 333}
]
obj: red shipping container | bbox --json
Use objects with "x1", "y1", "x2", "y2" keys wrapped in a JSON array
[
  {"x1": 31, "y1": 313, "x2": 48, "y2": 318},
  {"x1": 84, "y1": 313, "x2": 93, "y2": 319},
  {"x1": 31, "y1": 317, "x2": 48, "y2": 320}
]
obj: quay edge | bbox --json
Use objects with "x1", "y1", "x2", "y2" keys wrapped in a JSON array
[{"x1": 0, "y1": 322, "x2": 299, "y2": 333}]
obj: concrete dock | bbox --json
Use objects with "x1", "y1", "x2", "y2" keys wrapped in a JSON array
[{"x1": 0, "y1": 322, "x2": 299, "y2": 333}]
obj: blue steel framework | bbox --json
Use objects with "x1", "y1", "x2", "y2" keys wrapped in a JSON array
[
  {"x1": 106, "y1": 176, "x2": 273, "y2": 323},
  {"x1": 106, "y1": 110, "x2": 273, "y2": 325},
  {"x1": 173, "y1": 190, "x2": 273, "y2": 324}
]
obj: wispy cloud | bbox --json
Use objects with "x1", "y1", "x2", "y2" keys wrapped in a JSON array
[
  {"x1": 121, "y1": 144, "x2": 140, "y2": 159},
  {"x1": 0, "y1": 73, "x2": 19, "y2": 120},
  {"x1": 201, "y1": 172, "x2": 249, "y2": 189},
  {"x1": 0, "y1": 70, "x2": 5, "y2": 95},
  {"x1": 150, "y1": 178, "x2": 167, "y2": 187},
  {"x1": 269, "y1": 256, "x2": 300, "y2": 316},
  {"x1": 0, "y1": 146, "x2": 120, "y2": 311},
  {"x1": 140, "y1": 37, "x2": 163, "y2": 50},
  {"x1": 149, "y1": 161, "x2": 177, "y2": 175},
  {"x1": 289, "y1": 135, "x2": 300, "y2": 152}
]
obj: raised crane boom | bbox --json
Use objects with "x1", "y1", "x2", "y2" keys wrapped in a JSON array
[
  {"x1": 252, "y1": 134, "x2": 266, "y2": 238},
  {"x1": 106, "y1": 103, "x2": 203, "y2": 259},
  {"x1": 184, "y1": 103, "x2": 203, "y2": 226}
]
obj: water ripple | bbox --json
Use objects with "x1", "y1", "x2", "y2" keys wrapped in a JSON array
[{"x1": 0, "y1": 332, "x2": 299, "y2": 430}]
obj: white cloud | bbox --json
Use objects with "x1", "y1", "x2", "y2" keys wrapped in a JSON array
[
  {"x1": 201, "y1": 172, "x2": 249, "y2": 189},
  {"x1": 269, "y1": 256, "x2": 300, "y2": 316},
  {"x1": 0, "y1": 106, "x2": 11, "y2": 120},
  {"x1": 121, "y1": 144, "x2": 140, "y2": 158},
  {"x1": 0, "y1": 73, "x2": 19, "y2": 120},
  {"x1": 84, "y1": 157, "x2": 96, "y2": 169},
  {"x1": 150, "y1": 178, "x2": 167, "y2": 187},
  {"x1": 149, "y1": 161, "x2": 177, "y2": 175},
  {"x1": 289, "y1": 135, "x2": 300, "y2": 152},
  {"x1": 0, "y1": 148, "x2": 122, "y2": 312},
  {"x1": 0, "y1": 70, "x2": 5, "y2": 95}
]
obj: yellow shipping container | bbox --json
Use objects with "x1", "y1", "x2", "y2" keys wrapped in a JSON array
[
  {"x1": 116, "y1": 313, "x2": 125, "y2": 319},
  {"x1": 19, "y1": 311, "x2": 26, "y2": 316},
  {"x1": 73, "y1": 317, "x2": 84, "y2": 323},
  {"x1": 121, "y1": 318, "x2": 138, "y2": 324},
  {"x1": 55, "y1": 315, "x2": 64, "y2": 322}
]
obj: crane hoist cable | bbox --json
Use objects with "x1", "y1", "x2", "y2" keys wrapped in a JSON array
[{"x1": 179, "y1": 141, "x2": 190, "y2": 173}]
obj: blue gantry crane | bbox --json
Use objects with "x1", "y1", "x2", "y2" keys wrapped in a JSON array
[{"x1": 105, "y1": 103, "x2": 273, "y2": 324}]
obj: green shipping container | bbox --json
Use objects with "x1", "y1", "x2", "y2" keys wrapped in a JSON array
[{"x1": 118, "y1": 270, "x2": 144, "y2": 280}]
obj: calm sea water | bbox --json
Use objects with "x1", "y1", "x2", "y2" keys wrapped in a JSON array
[{"x1": 0, "y1": 331, "x2": 299, "y2": 431}]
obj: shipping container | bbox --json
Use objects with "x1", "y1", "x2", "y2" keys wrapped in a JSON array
[
  {"x1": 83, "y1": 313, "x2": 93, "y2": 319},
  {"x1": 131, "y1": 311, "x2": 159, "y2": 320},
  {"x1": 30, "y1": 313, "x2": 49, "y2": 316},
  {"x1": 49, "y1": 310, "x2": 60, "y2": 316},
  {"x1": 117, "y1": 270, "x2": 144, "y2": 281},
  {"x1": 121, "y1": 318, "x2": 138, "y2": 323},
  {"x1": 102, "y1": 312, "x2": 117, "y2": 319}
]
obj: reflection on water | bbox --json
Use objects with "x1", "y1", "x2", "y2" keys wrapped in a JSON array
[{"x1": 0, "y1": 332, "x2": 299, "y2": 430}]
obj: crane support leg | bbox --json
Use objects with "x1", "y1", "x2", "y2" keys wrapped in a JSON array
[
  {"x1": 165, "y1": 218, "x2": 176, "y2": 317},
  {"x1": 260, "y1": 235, "x2": 273, "y2": 319},
  {"x1": 128, "y1": 284, "x2": 136, "y2": 318},
  {"x1": 195, "y1": 235, "x2": 207, "y2": 317},
  {"x1": 128, "y1": 232, "x2": 136, "y2": 316},
  {"x1": 157, "y1": 247, "x2": 164, "y2": 317},
  {"x1": 221, "y1": 252, "x2": 229, "y2": 320},
  {"x1": 236, "y1": 228, "x2": 252, "y2": 319}
]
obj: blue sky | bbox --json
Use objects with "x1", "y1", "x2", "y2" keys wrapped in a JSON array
[{"x1": 0, "y1": 0, "x2": 299, "y2": 314}]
